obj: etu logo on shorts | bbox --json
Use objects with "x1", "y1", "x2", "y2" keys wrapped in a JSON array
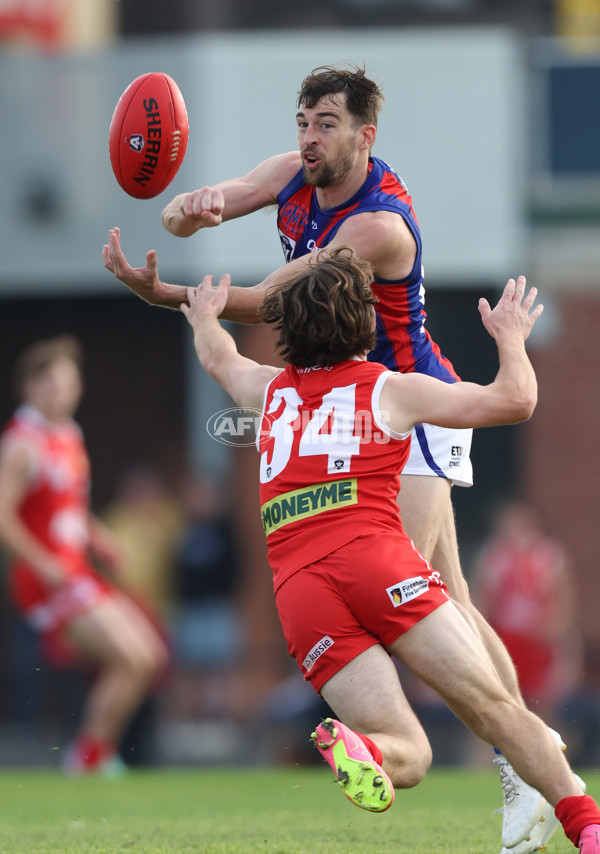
[
  {"x1": 449, "y1": 446, "x2": 463, "y2": 468},
  {"x1": 386, "y1": 576, "x2": 429, "y2": 607}
]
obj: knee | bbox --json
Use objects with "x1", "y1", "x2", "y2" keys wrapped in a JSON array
[
  {"x1": 393, "y1": 748, "x2": 431, "y2": 789},
  {"x1": 144, "y1": 635, "x2": 170, "y2": 681},
  {"x1": 407, "y1": 736, "x2": 432, "y2": 787},
  {"x1": 117, "y1": 635, "x2": 169, "y2": 684},
  {"x1": 153, "y1": 637, "x2": 170, "y2": 680},
  {"x1": 387, "y1": 731, "x2": 432, "y2": 789},
  {"x1": 139, "y1": 635, "x2": 170, "y2": 683}
]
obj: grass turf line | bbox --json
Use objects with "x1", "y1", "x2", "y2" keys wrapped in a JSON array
[{"x1": 0, "y1": 767, "x2": 594, "y2": 853}]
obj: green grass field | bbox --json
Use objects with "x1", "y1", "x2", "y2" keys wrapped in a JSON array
[{"x1": 0, "y1": 766, "x2": 595, "y2": 854}]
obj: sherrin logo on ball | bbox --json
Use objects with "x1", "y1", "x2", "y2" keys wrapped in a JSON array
[{"x1": 109, "y1": 71, "x2": 189, "y2": 199}]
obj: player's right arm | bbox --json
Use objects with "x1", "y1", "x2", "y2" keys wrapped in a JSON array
[
  {"x1": 0, "y1": 439, "x2": 68, "y2": 587},
  {"x1": 103, "y1": 152, "x2": 302, "y2": 309},
  {"x1": 180, "y1": 275, "x2": 280, "y2": 411},
  {"x1": 161, "y1": 151, "x2": 301, "y2": 237}
]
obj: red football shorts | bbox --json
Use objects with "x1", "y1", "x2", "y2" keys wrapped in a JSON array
[
  {"x1": 275, "y1": 531, "x2": 450, "y2": 694},
  {"x1": 10, "y1": 566, "x2": 114, "y2": 634}
]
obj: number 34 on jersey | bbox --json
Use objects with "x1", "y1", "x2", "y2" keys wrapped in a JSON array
[{"x1": 258, "y1": 383, "x2": 389, "y2": 483}]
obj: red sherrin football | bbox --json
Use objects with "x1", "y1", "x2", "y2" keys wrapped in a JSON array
[{"x1": 109, "y1": 72, "x2": 189, "y2": 199}]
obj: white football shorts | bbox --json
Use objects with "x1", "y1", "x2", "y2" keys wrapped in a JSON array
[{"x1": 402, "y1": 423, "x2": 473, "y2": 487}]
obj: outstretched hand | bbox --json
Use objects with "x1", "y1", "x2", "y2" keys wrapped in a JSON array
[
  {"x1": 180, "y1": 274, "x2": 231, "y2": 329},
  {"x1": 479, "y1": 276, "x2": 543, "y2": 343},
  {"x1": 102, "y1": 227, "x2": 161, "y2": 303}
]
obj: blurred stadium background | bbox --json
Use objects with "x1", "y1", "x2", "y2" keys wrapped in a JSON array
[{"x1": 0, "y1": 0, "x2": 600, "y2": 772}]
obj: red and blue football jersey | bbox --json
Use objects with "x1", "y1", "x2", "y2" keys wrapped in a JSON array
[{"x1": 277, "y1": 156, "x2": 460, "y2": 383}]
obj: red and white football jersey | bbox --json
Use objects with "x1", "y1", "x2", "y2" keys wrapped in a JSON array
[
  {"x1": 2, "y1": 405, "x2": 92, "y2": 609},
  {"x1": 257, "y1": 359, "x2": 411, "y2": 590}
]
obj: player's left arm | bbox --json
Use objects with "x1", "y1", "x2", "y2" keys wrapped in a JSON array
[
  {"x1": 380, "y1": 276, "x2": 543, "y2": 432},
  {"x1": 180, "y1": 275, "x2": 280, "y2": 410},
  {"x1": 382, "y1": 372, "x2": 527, "y2": 433}
]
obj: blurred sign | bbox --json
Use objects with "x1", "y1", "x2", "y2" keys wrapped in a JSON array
[
  {"x1": 0, "y1": 0, "x2": 68, "y2": 47},
  {"x1": 0, "y1": 0, "x2": 116, "y2": 49}
]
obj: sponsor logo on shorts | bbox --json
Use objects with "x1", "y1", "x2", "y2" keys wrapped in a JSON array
[
  {"x1": 449, "y1": 445, "x2": 463, "y2": 467},
  {"x1": 303, "y1": 635, "x2": 334, "y2": 672},
  {"x1": 261, "y1": 478, "x2": 357, "y2": 535},
  {"x1": 386, "y1": 576, "x2": 429, "y2": 607},
  {"x1": 428, "y1": 570, "x2": 443, "y2": 587}
]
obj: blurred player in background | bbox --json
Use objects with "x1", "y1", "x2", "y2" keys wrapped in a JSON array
[
  {"x1": 0, "y1": 335, "x2": 169, "y2": 775},
  {"x1": 103, "y1": 63, "x2": 559, "y2": 850},
  {"x1": 176, "y1": 248, "x2": 599, "y2": 854},
  {"x1": 474, "y1": 498, "x2": 583, "y2": 729}
]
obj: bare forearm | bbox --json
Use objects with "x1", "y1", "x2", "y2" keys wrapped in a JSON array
[
  {"x1": 131, "y1": 279, "x2": 190, "y2": 310},
  {"x1": 162, "y1": 181, "x2": 274, "y2": 238},
  {"x1": 493, "y1": 335, "x2": 537, "y2": 420},
  {"x1": 219, "y1": 259, "x2": 311, "y2": 324},
  {"x1": 162, "y1": 154, "x2": 299, "y2": 239},
  {"x1": 460, "y1": 343, "x2": 537, "y2": 428},
  {"x1": 219, "y1": 285, "x2": 266, "y2": 324},
  {"x1": 181, "y1": 276, "x2": 274, "y2": 409},
  {"x1": 191, "y1": 315, "x2": 240, "y2": 381},
  {"x1": 152, "y1": 272, "x2": 276, "y2": 319}
]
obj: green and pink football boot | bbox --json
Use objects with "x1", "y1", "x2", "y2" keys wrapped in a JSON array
[{"x1": 311, "y1": 717, "x2": 394, "y2": 813}]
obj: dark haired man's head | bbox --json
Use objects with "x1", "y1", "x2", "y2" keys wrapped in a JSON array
[
  {"x1": 296, "y1": 65, "x2": 383, "y2": 188},
  {"x1": 259, "y1": 247, "x2": 377, "y2": 367},
  {"x1": 297, "y1": 64, "x2": 384, "y2": 128}
]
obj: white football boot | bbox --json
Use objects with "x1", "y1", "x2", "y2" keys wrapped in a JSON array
[
  {"x1": 499, "y1": 773, "x2": 587, "y2": 854},
  {"x1": 494, "y1": 755, "x2": 546, "y2": 848},
  {"x1": 494, "y1": 728, "x2": 567, "y2": 849}
]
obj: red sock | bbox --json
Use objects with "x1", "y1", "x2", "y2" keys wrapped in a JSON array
[
  {"x1": 75, "y1": 735, "x2": 116, "y2": 769},
  {"x1": 358, "y1": 733, "x2": 383, "y2": 766},
  {"x1": 555, "y1": 795, "x2": 600, "y2": 846}
]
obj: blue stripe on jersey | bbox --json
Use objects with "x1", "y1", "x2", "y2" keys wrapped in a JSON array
[
  {"x1": 414, "y1": 423, "x2": 446, "y2": 478},
  {"x1": 370, "y1": 312, "x2": 400, "y2": 372}
]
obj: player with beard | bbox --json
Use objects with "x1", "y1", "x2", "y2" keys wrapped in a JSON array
[{"x1": 103, "y1": 65, "x2": 564, "y2": 852}]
